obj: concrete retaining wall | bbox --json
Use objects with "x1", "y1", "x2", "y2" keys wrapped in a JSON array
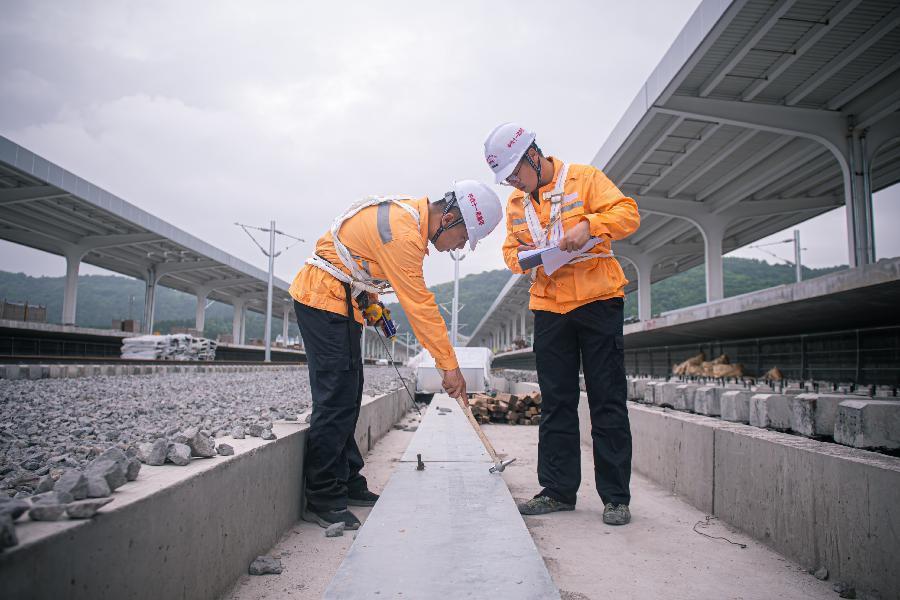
[
  {"x1": 0, "y1": 387, "x2": 412, "y2": 600},
  {"x1": 588, "y1": 401, "x2": 900, "y2": 598},
  {"x1": 0, "y1": 362, "x2": 305, "y2": 381}
]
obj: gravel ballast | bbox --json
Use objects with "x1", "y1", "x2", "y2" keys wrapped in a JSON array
[{"x1": 0, "y1": 367, "x2": 411, "y2": 498}]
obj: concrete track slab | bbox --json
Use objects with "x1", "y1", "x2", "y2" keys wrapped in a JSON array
[
  {"x1": 327, "y1": 396, "x2": 558, "y2": 599},
  {"x1": 485, "y1": 424, "x2": 835, "y2": 600},
  {"x1": 400, "y1": 395, "x2": 490, "y2": 463}
]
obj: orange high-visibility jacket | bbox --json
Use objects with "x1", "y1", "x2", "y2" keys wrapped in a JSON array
[
  {"x1": 289, "y1": 198, "x2": 458, "y2": 371},
  {"x1": 502, "y1": 157, "x2": 640, "y2": 313}
]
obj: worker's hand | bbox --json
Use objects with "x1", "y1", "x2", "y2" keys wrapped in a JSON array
[
  {"x1": 517, "y1": 244, "x2": 536, "y2": 254},
  {"x1": 442, "y1": 367, "x2": 468, "y2": 400},
  {"x1": 558, "y1": 220, "x2": 591, "y2": 252}
]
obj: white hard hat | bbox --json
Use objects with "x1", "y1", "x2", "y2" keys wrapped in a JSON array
[
  {"x1": 483, "y1": 122, "x2": 536, "y2": 184},
  {"x1": 452, "y1": 180, "x2": 503, "y2": 250}
]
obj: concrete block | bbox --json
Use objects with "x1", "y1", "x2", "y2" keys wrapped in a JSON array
[
  {"x1": 511, "y1": 381, "x2": 540, "y2": 395},
  {"x1": 674, "y1": 384, "x2": 698, "y2": 412},
  {"x1": 749, "y1": 394, "x2": 792, "y2": 430},
  {"x1": 655, "y1": 382, "x2": 680, "y2": 407},
  {"x1": 2, "y1": 365, "x2": 25, "y2": 379},
  {"x1": 642, "y1": 380, "x2": 661, "y2": 405},
  {"x1": 630, "y1": 378, "x2": 648, "y2": 402},
  {"x1": 28, "y1": 365, "x2": 47, "y2": 379},
  {"x1": 834, "y1": 400, "x2": 900, "y2": 450},
  {"x1": 720, "y1": 390, "x2": 753, "y2": 423},
  {"x1": 694, "y1": 386, "x2": 722, "y2": 416},
  {"x1": 790, "y1": 393, "x2": 846, "y2": 437}
]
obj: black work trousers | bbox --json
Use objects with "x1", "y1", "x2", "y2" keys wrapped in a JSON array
[
  {"x1": 533, "y1": 297, "x2": 631, "y2": 506},
  {"x1": 294, "y1": 300, "x2": 368, "y2": 511}
]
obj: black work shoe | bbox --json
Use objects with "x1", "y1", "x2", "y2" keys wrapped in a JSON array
[
  {"x1": 602, "y1": 502, "x2": 631, "y2": 525},
  {"x1": 347, "y1": 489, "x2": 380, "y2": 507},
  {"x1": 517, "y1": 495, "x2": 575, "y2": 515},
  {"x1": 302, "y1": 506, "x2": 361, "y2": 530}
]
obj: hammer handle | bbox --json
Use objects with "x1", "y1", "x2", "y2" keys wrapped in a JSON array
[{"x1": 453, "y1": 395, "x2": 500, "y2": 463}]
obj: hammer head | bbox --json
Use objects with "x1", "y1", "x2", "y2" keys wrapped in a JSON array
[{"x1": 489, "y1": 457, "x2": 516, "y2": 473}]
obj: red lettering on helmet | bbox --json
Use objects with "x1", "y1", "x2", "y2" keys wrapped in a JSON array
[
  {"x1": 506, "y1": 127, "x2": 525, "y2": 148},
  {"x1": 486, "y1": 154, "x2": 499, "y2": 169},
  {"x1": 468, "y1": 193, "x2": 485, "y2": 226}
]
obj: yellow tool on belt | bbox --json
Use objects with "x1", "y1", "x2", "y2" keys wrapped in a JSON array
[{"x1": 363, "y1": 301, "x2": 398, "y2": 340}]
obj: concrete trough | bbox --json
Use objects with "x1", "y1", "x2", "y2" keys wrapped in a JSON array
[
  {"x1": 0, "y1": 386, "x2": 412, "y2": 600},
  {"x1": 834, "y1": 399, "x2": 900, "y2": 450},
  {"x1": 612, "y1": 402, "x2": 900, "y2": 600}
]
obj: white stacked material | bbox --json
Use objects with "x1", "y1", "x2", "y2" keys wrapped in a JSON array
[{"x1": 121, "y1": 334, "x2": 217, "y2": 361}]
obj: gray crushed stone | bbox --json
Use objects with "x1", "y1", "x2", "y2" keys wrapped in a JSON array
[
  {"x1": 325, "y1": 522, "x2": 345, "y2": 537},
  {"x1": 0, "y1": 367, "x2": 410, "y2": 497},
  {"x1": 66, "y1": 497, "x2": 114, "y2": 519},
  {"x1": 216, "y1": 444, "x2": 234, "y2": 456},
  {"x1": 248, "y1": 555, "x2": 283, "y2": 575},
  {"x1": 28, "y1": 503, "x2": 66, "y2": 521}
]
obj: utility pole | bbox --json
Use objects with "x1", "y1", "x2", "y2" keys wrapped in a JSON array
[
  {"x1": 793, "y1": 229, "x2": 802, "y2": 283},
  {"x1": 450, "y1": 250, "x2": 466, "y2": 347},
  {"x1": 236, "y1": 222, "x2": 304, "y2": 363}
]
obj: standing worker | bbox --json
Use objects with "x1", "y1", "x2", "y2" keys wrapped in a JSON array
[
  {"x1": 290, "y1": 181, "x2": 502, "y2": 530},
  {"x1": 484, "y1": 123, "x2": 640, "y2": 525}
]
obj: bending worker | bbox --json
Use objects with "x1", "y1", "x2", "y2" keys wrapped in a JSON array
[
  {"x1": 484, "y1": 122, "x2": 640, "y2": 525},
  {"x1": 289, "y1": 181, "x2": 502, "y2": 530}
]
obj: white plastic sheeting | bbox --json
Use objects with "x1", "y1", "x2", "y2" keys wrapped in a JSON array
[
  {"x1": 121, "y1": 334, "x2": 217, "y2": 361},
  {"x1": 410, "y1": 346, "x2": 493, "y2": 394}
]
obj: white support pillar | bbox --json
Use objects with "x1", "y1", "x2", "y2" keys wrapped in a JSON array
[
  {"x1": 142, "y1": 265, "x2": 158, "y2": 334},
  {"x1": 845, "y1": 129, "x2": 875, "y2": 267},
  {"x1": 62, "y1": 250, "x2": 83, "y2": 325},
  {"x1": 232, "y1": 299, "x2": 245, "y2": 344},
  {"x1": 282, "y1": 304, "x2": 291, "y2": 345},
  {"x1": 520, "y1": 309, "x2": 527, "y2": 345},
  {"x1": 700, "y1": 220, "x2": 726, "y2": 303},
  {"x1": 194, "y1": 288, "x2": 209, "y2": 334},
  {"x1": 638, "y1": 263, "x2": 652, "y2": 321},
  {"x1": 239, "y1": 305, "x2": 247, "y2": 345},
  {"x1": 361, "y1": 327, "x2": 367, "y2": 361}
]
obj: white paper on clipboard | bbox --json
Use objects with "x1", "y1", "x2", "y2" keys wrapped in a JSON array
[{"x1": 518, "y1": 238, "x2": 601, "y2": 276}]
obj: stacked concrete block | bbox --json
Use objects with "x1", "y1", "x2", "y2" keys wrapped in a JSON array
[
  {"x1": 694, "y1": 386, "x2": 723, "y2": 416},
  {"x1": 790, "y1": 393, "x2": 848, "y2": 438},
  {"x1": 630, "y1": 378, "x2": 648, "y2": 402},
  {"x1": 749, "y1": 394, "x2": 792, "y2": 430},
  {"x1": 674, "y1": 384, "x2": 698, "y2": 412},
  {"x1": 834, "y1": 399, "x2": 900, "y2": 450},
  {"x1": 720, "y1": 390, "x2": 753, "y2": 423},
  {"x1": 655, "y1": 382, "x2": 680, "y2": 407},
  {"x1": 641, "y1": 381, "x2": 660, "y2": 405}
]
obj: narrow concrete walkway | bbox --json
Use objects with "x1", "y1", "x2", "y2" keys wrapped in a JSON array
[
  {"x1": 485, "y1": 424, "x2": 835, "y2": 600},
  {"x1": 220, "y1": 411, "x2": 419, "y2": 600}
]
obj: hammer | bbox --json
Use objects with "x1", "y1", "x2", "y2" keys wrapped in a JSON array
[{"x1": 451, "y1": 394, "x2": 517, "y2": 474}]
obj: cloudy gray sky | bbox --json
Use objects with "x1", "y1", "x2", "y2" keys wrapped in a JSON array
[{"x1": 1, "y1": 0, "x2": 897, "y2": 288}]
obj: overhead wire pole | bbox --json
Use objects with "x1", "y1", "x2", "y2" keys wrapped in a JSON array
[
  {"x1": 235, "y1": 221, "x2": 305, "y2": 363},
  {"x1": 449, "y1": 249, "x2": 466, "y2": 346},
  {"x1": 748, "y1": 231, "x2": 804, "y2": 283}
]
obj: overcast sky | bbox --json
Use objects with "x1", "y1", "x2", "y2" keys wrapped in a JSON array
[{"x1": 1, "y1": 0, "x2": 897, "y2": 289}]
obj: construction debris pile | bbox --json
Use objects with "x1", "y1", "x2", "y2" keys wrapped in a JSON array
[
  {"x1": 121, "y1": 334, "x2": 217, "y2": 361},
  {"x1": 468, "y1": 392, "x2": 542, "y2": 425},
  {"x1": 672, "y1": 352, "x2": 746, "y2": 379}
]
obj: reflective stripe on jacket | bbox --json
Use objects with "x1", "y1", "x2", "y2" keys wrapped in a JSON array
[{"x1": 289, "y1": 197, "x2": 459, "y2": 371}]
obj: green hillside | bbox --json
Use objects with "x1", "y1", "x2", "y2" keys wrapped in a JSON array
[
  {"x1": 0, "y1": 257, "x2": 845, "y2": 344},
  {"x1": 0, "y1": 271, "x2": 298, "y2": 341}
]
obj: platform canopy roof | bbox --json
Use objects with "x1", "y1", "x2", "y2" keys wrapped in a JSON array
[
  {"x1": 0, "y1": 135, "x2": 296, "y2": 320},
  {"x1": 597, "y1": 0, "x2": 900, "y2": 292}
]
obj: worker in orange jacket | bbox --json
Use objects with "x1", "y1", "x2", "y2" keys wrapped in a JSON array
[
  {"x1": 289, "y1": 181, "x2": 502, "y2": 529},
  {"x1": 484, "y1": 122, "x2": 640, "y2": 525}
]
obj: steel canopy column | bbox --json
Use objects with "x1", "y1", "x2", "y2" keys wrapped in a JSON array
[
  {"x1": 62, "y1": 249, "x2": 84, "y2": 325},
  {"x1": 846, "y1": 128, "x2": 875, "y2": 267}
]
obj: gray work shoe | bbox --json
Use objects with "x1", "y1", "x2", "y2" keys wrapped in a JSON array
[
  {"x1": 517, "y1": 495, "x2": 575, "y2": 515},
  {"x1": 347, "y1": 489, "x2": 379, "y2": 507},
  {"x1": 602, "y1": 502, "x2": 631, "y2": 525},
  {"x1": 302, "y1": 506, "x2": 361, "y2": 530}
]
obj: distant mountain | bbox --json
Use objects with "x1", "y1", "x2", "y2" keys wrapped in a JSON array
[{"x1": 0, "y1": 257, "x2": 845, "y2": 345}]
